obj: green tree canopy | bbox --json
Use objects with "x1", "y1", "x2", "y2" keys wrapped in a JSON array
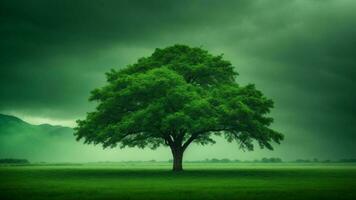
[{"x1": 75, "y1": 44, "x2": 283, "y2": 171}]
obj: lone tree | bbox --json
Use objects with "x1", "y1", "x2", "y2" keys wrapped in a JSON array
[{"x1": 75, "y1": 45, "x2": 283, "y2": 171}]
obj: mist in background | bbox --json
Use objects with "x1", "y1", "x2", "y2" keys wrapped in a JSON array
[{"x1": 1, "y1": 0, "x2": 356, "y2": 162}]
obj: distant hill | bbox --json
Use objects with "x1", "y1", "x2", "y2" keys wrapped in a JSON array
[
  {"x1": 0, "y1": 114, "x2": 167, "y2": 163},
  {"x1": 0, "y1": 113, "x2": 73, "y2": 135},
  {"x1": 0, "y1": 114, "x2": 76, "y2": 162},
  {"x1": 0, "y1": 114, "x2": 27, "y2": 125}
]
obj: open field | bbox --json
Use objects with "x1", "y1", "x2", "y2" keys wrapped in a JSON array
[{"x1": 1, "y1": 163, "x2": 356, "y2": 200}]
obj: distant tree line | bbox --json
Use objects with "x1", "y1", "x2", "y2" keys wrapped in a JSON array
[
  {"x1": 293, "y1": 158, "x2": 356, "y2": 163},
  {"x1": 169, "y1": 158, "x2": 356, "y2": 163},
  {"x1": 169, "y1": 157, "x2": 284, "y2": 163},
  {"x1": 339, "y1": 159, "x2": 356, "y2": 163},
  {"x1": 0, "y1": 158, "x2": 29, "y2": 164},
  {"x1": 260, "y1": 157, "x2": 283, "y2": 163}
]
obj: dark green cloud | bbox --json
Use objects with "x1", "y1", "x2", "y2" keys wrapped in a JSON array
[{"x1": 0, "y1": 0, "x2": 355, "y2": 160}]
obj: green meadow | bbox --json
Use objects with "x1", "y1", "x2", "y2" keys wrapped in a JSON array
[{"x1": 1, "y1": 163, "x2": 356, "y2": 200}]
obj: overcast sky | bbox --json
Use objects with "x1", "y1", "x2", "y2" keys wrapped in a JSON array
[{"x1": 1, "y1": 0, "x2": 355, "y2": 161}]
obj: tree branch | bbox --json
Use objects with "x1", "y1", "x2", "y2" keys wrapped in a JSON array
[
  {"x1": 182, "y1": 133, "x2": 197, "y2": 150},
  {"x1": 181, "y1": 126, "x2": 237, "y2": 150}
]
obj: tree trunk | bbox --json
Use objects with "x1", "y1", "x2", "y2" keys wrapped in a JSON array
[{"x1": 172, "y1": 148, "x2": 183, "y2": 172}]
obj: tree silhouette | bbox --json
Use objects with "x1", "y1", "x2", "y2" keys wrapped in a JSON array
[{"x1": 74, "y1": 45, "x2": 283, "y2": 171}]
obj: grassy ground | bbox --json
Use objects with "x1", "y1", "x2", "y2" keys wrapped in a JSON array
[{"x1": 1, "y1": 163, "x2": 356, "y2": 200}]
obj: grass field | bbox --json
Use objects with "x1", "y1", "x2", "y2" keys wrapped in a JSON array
[{"x1": 1, "y1": 163, "x2": 356, "y2": 200}]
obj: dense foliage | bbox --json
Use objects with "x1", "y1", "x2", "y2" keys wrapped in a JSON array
[{"x1": 75, "y1": 45, "x2": 283, "y2": 171}]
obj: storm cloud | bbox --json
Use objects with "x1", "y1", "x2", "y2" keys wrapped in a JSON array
[{"x1": 1, "y1": 0, "x2": 355, "y2": 160}]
